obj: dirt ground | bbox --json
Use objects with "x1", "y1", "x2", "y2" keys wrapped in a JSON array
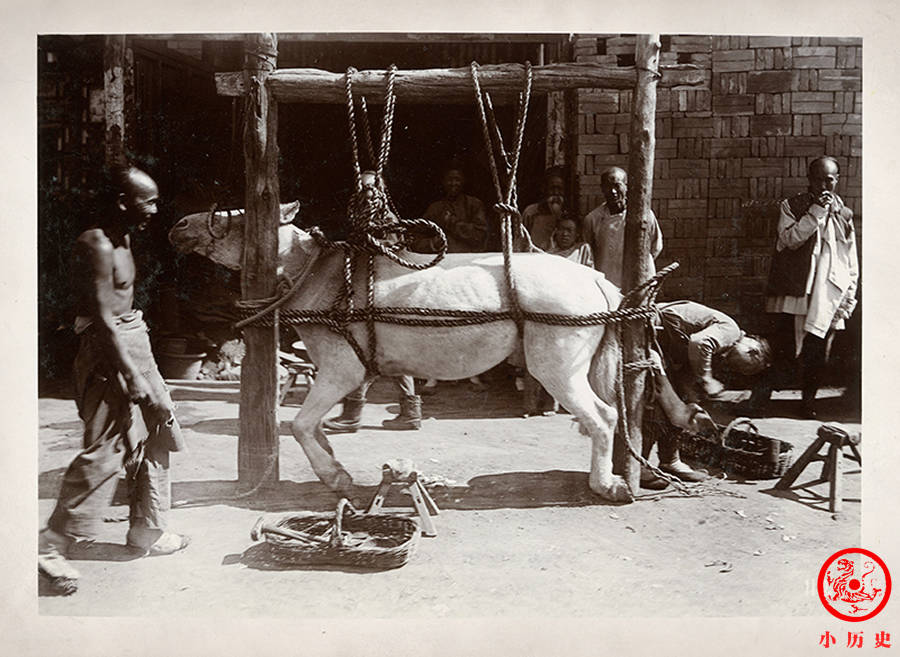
[{"x1": 38, "y1": 374, "x2": 861, "y2": 618}]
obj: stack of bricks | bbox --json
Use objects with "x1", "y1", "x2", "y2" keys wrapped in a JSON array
[{"x1": 573, "y1": 34, "x2": 861, "y2": 331}]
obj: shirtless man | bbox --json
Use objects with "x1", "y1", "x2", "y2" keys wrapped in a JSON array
[{"x1": 39, "y1": 166, "x2": 189, "y2": 594}]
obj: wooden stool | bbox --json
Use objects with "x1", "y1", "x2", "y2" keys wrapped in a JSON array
[
  {"x1": 775, "y1": 424, "x2": 862, "y2": 513},
  {"x1": 278, "y1": 341, "x2": 316, "y2": 405},
  {"x1": 367, "y1": 460, "x2": 440, "y2": 537}
]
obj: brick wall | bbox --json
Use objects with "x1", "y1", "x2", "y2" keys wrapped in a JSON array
[{"x1": 573, "y1": 34, "x2": 861, "y2": 334}]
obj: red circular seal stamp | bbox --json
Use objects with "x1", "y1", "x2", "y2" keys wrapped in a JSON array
[{"x1": 818, "y1": 548, "x2": 891, "y2": 621}]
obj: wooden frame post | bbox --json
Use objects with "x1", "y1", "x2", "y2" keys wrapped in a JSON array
[
  {"x1": 103, "y1": 35, "x2": 127, "y2": 166},
  {"x1": 238, "y1": 33, "x2": 280, "y2": 487},
  {"x1": 615, "y1": 34, "x2": 661, "y2": 493}
]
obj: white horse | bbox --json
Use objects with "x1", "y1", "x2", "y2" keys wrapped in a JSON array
[{"x1": 169, "y1": 203, "x2": 707, "y2": 503}]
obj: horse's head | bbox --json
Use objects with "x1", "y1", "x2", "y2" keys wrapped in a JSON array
[{"x1": 168, "y1": 200, "x2": 306, "y2": 272}]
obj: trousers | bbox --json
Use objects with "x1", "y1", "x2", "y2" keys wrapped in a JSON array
[
  {"x1": 752, "y1": 313, "x2": 828, "y2": 404},
  {"x1": 47, "y1": 313, "x2": 183, "y2": 540},
  {"x1": 346, "y1": 375, "x2": 416, "y2": 401}
]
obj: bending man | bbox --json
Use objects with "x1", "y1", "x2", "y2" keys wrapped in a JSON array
[{"x1": 655, "y1": 300, "x2": 772, "y2": 402}]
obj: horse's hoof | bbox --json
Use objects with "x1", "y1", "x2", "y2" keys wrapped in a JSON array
[{"x1": 590, "y1": 475, "x2": 634, "y2": 503}]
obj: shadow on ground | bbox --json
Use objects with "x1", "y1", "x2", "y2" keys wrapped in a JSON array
[
  {"x1": 170, "y1": 469, "x2": 617, "y2": 513},
  {"x1": 228, "y1": 542, "x2": 413, "y2": 573},
  {"x1": 758, "y1": 464, "x2": 862, "y2": 515}
]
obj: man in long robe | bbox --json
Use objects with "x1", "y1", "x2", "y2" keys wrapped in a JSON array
[{"x1": 750, "y1": 156, "x2": 859, "y2": 419}]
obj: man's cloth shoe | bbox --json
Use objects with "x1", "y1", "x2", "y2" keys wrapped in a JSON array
[
  {"x1": 126, "y1": 529, "x2": 191, "y2": 557},
  {"x1": 38, "y1": 529, "x2": 80, "y2": 595},
  {"x1": 322, "y1": 397, "x2": 365, "y2": 432}
]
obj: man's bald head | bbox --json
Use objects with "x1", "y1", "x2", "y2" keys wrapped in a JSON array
[
  {"x1": 600, "y1": 166, "x2": 628, "y2": 213},
  {"x1": 807, "y1": 156, "x2": 840, "y2": 200},
  {"x1": 601, "y1": 167, "x2": 627, "y2": 186},
  {"x1": 115, "y1": 166, "x2": 159, "y2": 228},
  {"x1": 809, "y1": 156, "x2": 839, "y2": 178}
]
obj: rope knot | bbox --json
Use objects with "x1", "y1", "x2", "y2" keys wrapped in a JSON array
[
  {"x1": 348, "y1": 174, "x2": 394, "y2": 236},
  {"x1": 493, "y1": 202, "x2": 520, "y2": 219}
]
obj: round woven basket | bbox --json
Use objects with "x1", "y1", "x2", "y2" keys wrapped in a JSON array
[{"x1": 265, "y1": 499, "x2": 420, "y2": 569}]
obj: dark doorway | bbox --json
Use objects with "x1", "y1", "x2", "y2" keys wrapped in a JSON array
[{"x1": 278, "y1": 98, "x2": 548, "y2": 250}]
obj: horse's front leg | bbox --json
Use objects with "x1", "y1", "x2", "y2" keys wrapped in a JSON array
[{"x1": 290, "y1": 359, "x2": 366, "y2": 493}]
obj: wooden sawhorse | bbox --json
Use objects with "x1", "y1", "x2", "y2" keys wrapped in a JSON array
[
  {"x1": 775, "y1": 424, "x2": 861, "y2": 513},
  {"x1": 367, "y1": 460, "x2": 440, "y2": 537}
]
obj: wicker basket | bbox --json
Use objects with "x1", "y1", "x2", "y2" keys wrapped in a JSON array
[
  {"x1": 261, "y1": 498, "x2": 420, "y2": 569},
  {"x1": 678, "y1": 417, "x2": 794, "y2": 480}
]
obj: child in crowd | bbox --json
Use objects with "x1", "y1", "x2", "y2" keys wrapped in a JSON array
[{"x1": 548, "y1": 215, "x2": 594, "y2": 268}]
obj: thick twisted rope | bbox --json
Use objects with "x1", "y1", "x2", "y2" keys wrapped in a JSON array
[
  {"x1": 239, "y1": 260, "x2": 679, "y2": 331},
  {"x1": 377, "y1": 66, "x2": 397, "y2": 179},
  {"x1": 357, "y1": 81, "x2": 404, "y2": 222},
  {"x1": 344, "y1": 67, "x2": 363, "y2": 186},
  {"x1": 471, "y1": 61, "x2": 533, "y2": 333},
  {"x1": 239, "y1": 302, "x2": 660, "y2": 328},
  {"x1": 311, "y1": 66, "x2": 444, "y2": 372}
]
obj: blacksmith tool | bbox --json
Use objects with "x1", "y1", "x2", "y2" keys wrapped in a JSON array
[{"x1": 250, "y1": 516, "x2": 330, "y2": 544}]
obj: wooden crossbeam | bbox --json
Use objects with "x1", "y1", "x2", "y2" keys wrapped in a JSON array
[{"x1": 215, "y1": 62, "x2": 705, "y2": 103}]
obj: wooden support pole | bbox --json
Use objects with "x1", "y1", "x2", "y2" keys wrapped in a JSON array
[
  {"x1": 215, "y1": 62, "x2": 704, "y2": 104},
  {"x1": 545, "y1": 90, "x2": 566, "y2": 168},
  {"x1": 103, "y1": 35, "x2": 127, "y2": 166},
  {"x1": 238, "y1": 33, "x2": 281, "y2": 488},
  {"x1": 614, "y1": 35, "x2": 661, "y2": 494}
]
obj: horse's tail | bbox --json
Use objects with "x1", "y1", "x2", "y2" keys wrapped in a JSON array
[{"x1": 587, "y1": 276, "x2": 623, "y2": 407}]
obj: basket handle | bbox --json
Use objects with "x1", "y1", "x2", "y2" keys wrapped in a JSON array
[
  {"x1": 330, "y1": 498, "x2": 360, "y2": 548},
  {"x1": 720, "y1": 417, "x2": 759, "y2": 446}
]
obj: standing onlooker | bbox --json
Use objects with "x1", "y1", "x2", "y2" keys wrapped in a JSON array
[
  {"x1": 421, "y1": 162, "x2": 488, "y2": 253},
  {"x1": 510, "y1": 168, "x2": 570, "y2": 401},
  {"x1": 748, "y1": 156, "x2": 859, "y2": 419},
  {"x1": 39, "y1": 165, "x2": 190, "y2": 593},
  {"x1": 582, "y1": 166, "x2": 662, "y2": 289},
  {"x1": 521, "y1": 167, "x2": 567, "y2": 251}
]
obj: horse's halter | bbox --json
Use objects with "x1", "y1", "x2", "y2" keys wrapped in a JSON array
[{"x1": 206, "y1": 203, "x2": 233, "y2": 239}]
